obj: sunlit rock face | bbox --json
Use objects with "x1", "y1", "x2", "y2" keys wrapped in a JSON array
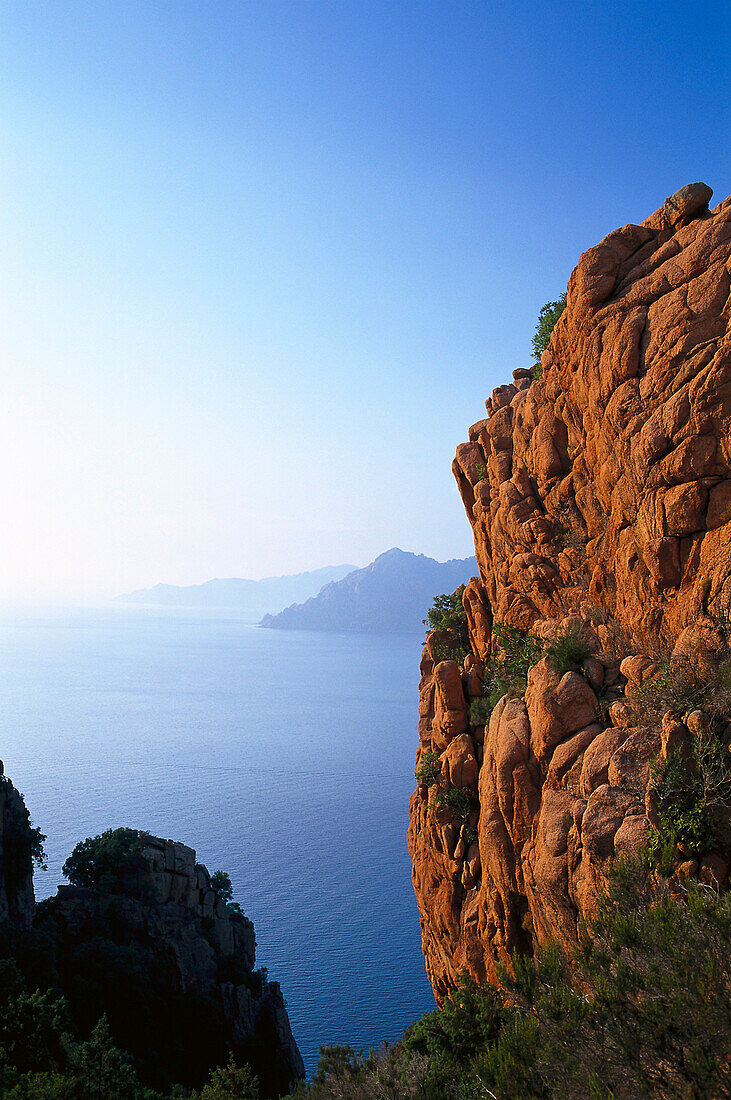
[{"x1": 409, "y1": 184, "x2": 731, "y2": 1001}]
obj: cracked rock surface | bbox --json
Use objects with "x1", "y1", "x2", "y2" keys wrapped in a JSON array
[{"x1": 408, "y1": 184, "x2": 731, "y2": 1001}]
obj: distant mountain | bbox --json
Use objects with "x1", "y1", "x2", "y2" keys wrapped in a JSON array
[
  {"x1": 259, "y1": 548, "x2": 478, "y2": 634},
  {"x1": 116, "y1": 564, "x2": 358, "y2": 618}
]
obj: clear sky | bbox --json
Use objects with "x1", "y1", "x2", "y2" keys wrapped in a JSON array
[{"x1": 1, "y1": 1, "x2": 729, "y2": 601}]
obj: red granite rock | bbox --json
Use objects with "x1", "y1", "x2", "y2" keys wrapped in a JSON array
[{"x1": 408, "y1": 184, "x2": 731, "y2": 999}]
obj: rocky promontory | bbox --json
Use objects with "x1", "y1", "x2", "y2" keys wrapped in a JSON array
[
  {"x1": 0, "y1": 790, "x2": 304, "y2": 1097},
  {"x1": 408, "y1": 183, "x2": 731, "y2": 1001}
]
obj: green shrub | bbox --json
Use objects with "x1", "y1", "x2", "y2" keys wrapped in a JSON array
[
  {"x1": 287, "y1": 1042, "x2": 427, "y2": 1100},
  {"x1": 424, "y1": 587, "x2": 471, "y2": 664},
  {"x1": 531, "y1": 293, "x2": 567, "y2": 364},
  {"x1": 70, "y1": 1015, "x2": 141, "y2": 1100},
  {"x1": 62, "y1": 828, "x2": 148, "y2": 892},
  {"x1": 469, "y1": 697, "x2": 492, "y2": 727},
  {"x1": 423, "y1": 587, "x2": 468, "y2": 636},
  {"x1": 473, "y1": 622, "x2": 543, "y2": 726},
  {"x1": 648, "y1": 748, "x2": 714, "y2": 858},
  {"x1": 544, "y1": 624, "x2": 593, "y2": 673},
  {"x1": 647, "y1": 731, "x2": 731, "y2": 864},
  {"x1": 210, "y1": 871, "x2": 234, "y2": 904},
  {"x1": 631, "y1": 655, "x2": 712, "y2": 725},
  {"x1": 433, "y1": 786, "x2": 475, "y2": 824},
  {"x1": 210, "y1": 871, "x2": 244, "y2": 916},
  {"x1": 401, "y1": 974, "x2": 510, "y2": 1093},
  {"x1": 492, "y1": 622, "x2": 543, "y2": 682},
  {"x1": 415, "y1": 752, "x2": 441, "y2": 788},
  {"x1": 199, "y1": 1052, "x2": 259, "y2": 1100},
  {"x1": 430, "y1": 638, "x2": 471, "y2": 664}
]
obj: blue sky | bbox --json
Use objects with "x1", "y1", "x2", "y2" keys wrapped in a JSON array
[{"x1": 1, "y1": 1, "x2": 729, "y2": 600}]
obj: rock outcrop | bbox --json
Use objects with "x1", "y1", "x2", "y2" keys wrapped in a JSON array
[
  {"x1": 408, "y1": 184, "x2": 731, "y2": 1001},
  {"x1": 0, "y1": 785, "x2": 303, "y2": 1097},
  {"x1": 36, "y1": 833, "x2": 305, "y2": 1096},
  {"x1": 0, "y1": 768, "x2": 36, "y2": 930}
]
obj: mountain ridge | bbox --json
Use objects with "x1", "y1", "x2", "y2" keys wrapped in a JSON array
[
  {"x1": 116, "y1": 563, "x2": 357, "y2": 617},
  {"x1": 260, "y1": 548, "x2": 478, "y2": 634}
]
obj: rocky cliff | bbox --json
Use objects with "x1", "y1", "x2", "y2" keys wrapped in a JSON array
[
  {"x1": 0, "y1": 786, "x2": 303, "y2": 1096},
  {"x1": 37, "y1": 834, "x2": 305, "y2": 1095},
  {"x1": 408, "y1": 183, "x2": 731, "y2": 1002},
  {"x1": 0, "y1": 768, "x2": 36, "y2": 930}
]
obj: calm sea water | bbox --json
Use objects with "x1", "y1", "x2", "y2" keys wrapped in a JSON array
[{"x1": 0, "y1": 605, "x2": 435, "y2": 1073}]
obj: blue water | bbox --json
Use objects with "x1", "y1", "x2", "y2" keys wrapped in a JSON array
[{"x1": 0, "y1": 606, "x2": 435, "y2": 1073}]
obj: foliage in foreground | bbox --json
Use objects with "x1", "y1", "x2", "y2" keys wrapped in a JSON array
[
  {"x1": 290, "y1": 856, "x2": 731, "y2": 1100},
  {"x1": 0, "y1": 950, "x2": 264, "y2": 1098},
  {"x1": 200, "y1": 1053, "x2": 259, "y2": 1099}
]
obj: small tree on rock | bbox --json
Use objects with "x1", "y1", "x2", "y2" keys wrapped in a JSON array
[
  {"x1": 531, "y1": 293, "x2": 567, "y2": 368},
  {"x1": 200, "y1": 1053, "x2": 259, "y2": 1100}
]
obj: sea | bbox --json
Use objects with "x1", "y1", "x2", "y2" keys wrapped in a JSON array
[{"x1": 0, "y1": 605, "x2": 436, "y2": 1074}]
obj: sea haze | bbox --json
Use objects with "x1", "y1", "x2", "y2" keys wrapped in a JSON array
[{"x1": 0, "y1": 606, "x2": 436, "y2": 1072}]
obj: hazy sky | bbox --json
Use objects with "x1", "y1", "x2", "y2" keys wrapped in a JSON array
[{"x1": 1, "y1": 1, "x2": 729, "y2": 601}]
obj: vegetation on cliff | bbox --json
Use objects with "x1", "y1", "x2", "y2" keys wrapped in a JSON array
[
  {"x1": 1, "y1": 775, "x2": 47, "y2": 890},
  {"x1": 470, "y1": 620, "x2": 543, "y2": 723},
  {"x1": 530, "y1": 292, "x2": 567, "y2": 366},
  {"x1": 288, "y1": 858, "x2": 731, "y2": 1099},
  {"x1": 408, "y1": 186, "x2": 731, "y2": 1100},
  {"x1": 62, "y1": 828, "x2": 148, "y2": 891},
  {"x1": 413, "y1": 185, "x2": 731, "y2": 1010}
]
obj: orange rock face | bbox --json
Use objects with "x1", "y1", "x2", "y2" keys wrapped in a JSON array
[{"x1": 408, "y1": 184, "x2": 731, "y2": 1001}]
